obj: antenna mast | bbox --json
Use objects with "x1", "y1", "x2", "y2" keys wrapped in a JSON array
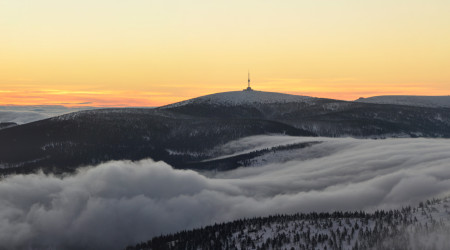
[{"x1": 244, "y1": 70, "x2": 253, "y2": 91}]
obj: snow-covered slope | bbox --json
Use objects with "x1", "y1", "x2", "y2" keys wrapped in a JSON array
[
  {"x1": 356, "y1": 95, "x2": 450, "y2": 108},
  {"x1": 163, "y1": 90, "x2": 317, "y2": 108},
  {"x1": 128, "y1": 197, "x2": 450, "y2": 250}
]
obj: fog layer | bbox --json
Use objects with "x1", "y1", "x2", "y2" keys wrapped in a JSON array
[{"x1": 1, "y1": 137, "x2": 450, "y2": 249}]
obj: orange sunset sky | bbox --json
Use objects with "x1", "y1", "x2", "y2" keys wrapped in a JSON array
[{"x1": 1, "y1": 0, "x2": 450, "y2": 107}]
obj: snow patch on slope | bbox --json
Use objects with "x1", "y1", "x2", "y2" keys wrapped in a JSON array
[{"x1": 204, "y1": 136, "x2": 330, "y2": 163}]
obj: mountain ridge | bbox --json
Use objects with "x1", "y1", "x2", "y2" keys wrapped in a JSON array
[
  {"x1": 356, "y1": 95, "x2": 450, "y2": 108},
  {"x1": 162, "y1": 90, "x2": 321, "y2": 108},
  {"x1": 1, "y1": 90, "x2": 450, "y2": 175}
]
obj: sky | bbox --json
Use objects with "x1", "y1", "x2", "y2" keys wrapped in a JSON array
[{"x1": 1, "y1": 0, "x2": 450, "y2": 107}]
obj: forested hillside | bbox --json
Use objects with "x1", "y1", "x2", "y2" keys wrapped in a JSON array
[{"x1": 127, "y1": 198, "x2": 450, "y2": 250}]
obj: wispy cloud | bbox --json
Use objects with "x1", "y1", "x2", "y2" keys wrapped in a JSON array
[{"x1": 0, "y1": 89, "x2": 173, "y2": 107}]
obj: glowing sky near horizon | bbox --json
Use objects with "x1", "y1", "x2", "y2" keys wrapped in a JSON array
[{"x1": 1, "y1": 0, "x2": 450, "y2": 106}]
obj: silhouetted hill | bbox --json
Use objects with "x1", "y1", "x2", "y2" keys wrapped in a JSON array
[
  {"x1": 0, "y1": 108, "x2": 312, "y2": 175},
  {"x1": 165, "y1": 91, "x2": 450, "y2": 137},
  {"x1": 0, "y1": 91, "x2": 449, "y2": 175}
]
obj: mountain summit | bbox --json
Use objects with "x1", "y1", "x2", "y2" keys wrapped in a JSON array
[{"x1": 163, "y1": 90, "x2": 318, "y2": 108}]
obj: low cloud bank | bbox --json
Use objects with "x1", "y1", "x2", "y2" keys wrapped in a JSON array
[
  {"x1": 1, "y1": 137, "x2": 450, "y2": 249},
  {"x1": 0, "y1": 106, "x2": 97, "y2": 124},
  {"x1": 0, "y1": 111, "x2": 49, "y2": 124}
]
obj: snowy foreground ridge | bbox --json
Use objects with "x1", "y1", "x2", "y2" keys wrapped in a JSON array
[{"x1": 127, "y1": 197, "x2": 450, "y2": 250}]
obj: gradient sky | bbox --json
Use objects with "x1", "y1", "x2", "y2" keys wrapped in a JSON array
[{"x1": 1, "y1": 0, "x2": 450, "y2": 107}]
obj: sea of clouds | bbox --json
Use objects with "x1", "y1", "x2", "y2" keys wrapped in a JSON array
[{"x1": 1, "y1": 136, "x2": 450, "y2": 249}]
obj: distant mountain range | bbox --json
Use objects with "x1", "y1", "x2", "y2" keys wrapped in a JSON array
[
  {"x1": 1, "y1": 91, "x2": 449, "y2": 175},
  {"x1": 356, "y1": 95, "x2": 450, "y2": 108}
]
